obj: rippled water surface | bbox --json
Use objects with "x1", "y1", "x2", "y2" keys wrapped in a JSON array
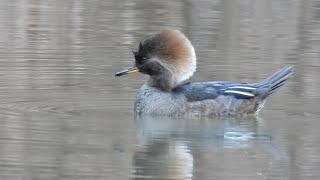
[{"x1": 0, "y1": 0, "x2": 319, "y2": 179}]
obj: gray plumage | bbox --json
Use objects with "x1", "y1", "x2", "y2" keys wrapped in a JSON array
[{"x1": 134, "y1": 65, "x2": 293, "y2": 117}]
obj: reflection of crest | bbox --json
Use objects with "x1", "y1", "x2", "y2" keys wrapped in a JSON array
[{"x1": 132, "y1": 115, "x2": 288, "y2": 179}]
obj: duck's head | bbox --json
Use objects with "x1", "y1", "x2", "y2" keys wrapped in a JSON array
[{"x1": 116, "y1": 30, "x2": 196, "y2": 91}]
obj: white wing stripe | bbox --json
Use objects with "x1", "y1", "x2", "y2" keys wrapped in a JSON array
[
  {"x1": 224, "y1": 90, "x2": 254, "y2": 97},
  {"x1": 229, "y1": 86, "x2": 256, "y2": 90}
]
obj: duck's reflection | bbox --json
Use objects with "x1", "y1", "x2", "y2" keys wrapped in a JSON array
[{"x1": 132, "y1": 115, "x2": 287, "y2": 179}]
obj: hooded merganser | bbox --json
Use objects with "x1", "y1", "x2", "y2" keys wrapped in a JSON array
[{"x1": 116, "y1": 30, "x2": 293, "y2": 117}]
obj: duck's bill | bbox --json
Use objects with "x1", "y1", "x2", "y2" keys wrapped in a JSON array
[{"x1": 115, "y1": 67, "x2": 140, "y2": 77}]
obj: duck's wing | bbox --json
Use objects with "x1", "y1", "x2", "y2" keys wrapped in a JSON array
[
  {"x1": 174, "y1": 81, "x2": 259, "y2": 102},
  {"x1": 176, "y1": 65, "x2": 293, "y2": 102}
]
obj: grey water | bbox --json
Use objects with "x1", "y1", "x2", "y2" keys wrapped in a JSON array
[{"x1": 0, "y1": 0, "x2": 319, "y2": 179}]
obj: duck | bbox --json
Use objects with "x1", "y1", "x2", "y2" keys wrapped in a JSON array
[{"x1": 115, "y1": 30, "x2": 293, "y2": 117}]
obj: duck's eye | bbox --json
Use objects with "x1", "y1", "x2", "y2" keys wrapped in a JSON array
[{"x1": 135, "y1": 55, "x2": 148, "y2": 64}]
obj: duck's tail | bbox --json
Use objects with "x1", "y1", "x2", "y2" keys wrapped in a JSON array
[{"x1": 257, "y1": 65, "x2": 293, "y2": 98}]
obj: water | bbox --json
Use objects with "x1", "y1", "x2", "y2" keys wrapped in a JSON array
[{"x1": 0, "y1": 0, "x2": 319, "y2": 179}]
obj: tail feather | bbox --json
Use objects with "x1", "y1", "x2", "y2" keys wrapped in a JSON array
[{"x1": 258, "y1": 65, "x2": 293, "y2": 97}]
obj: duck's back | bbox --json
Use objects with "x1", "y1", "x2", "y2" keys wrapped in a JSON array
[{"x1": 173, "y1": 81, "x2": 264, "y2": 116}]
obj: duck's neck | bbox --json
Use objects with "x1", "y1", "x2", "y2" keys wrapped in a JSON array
[{"x1": 147, "y1": 72, "x2": 178, "y2": 92}]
